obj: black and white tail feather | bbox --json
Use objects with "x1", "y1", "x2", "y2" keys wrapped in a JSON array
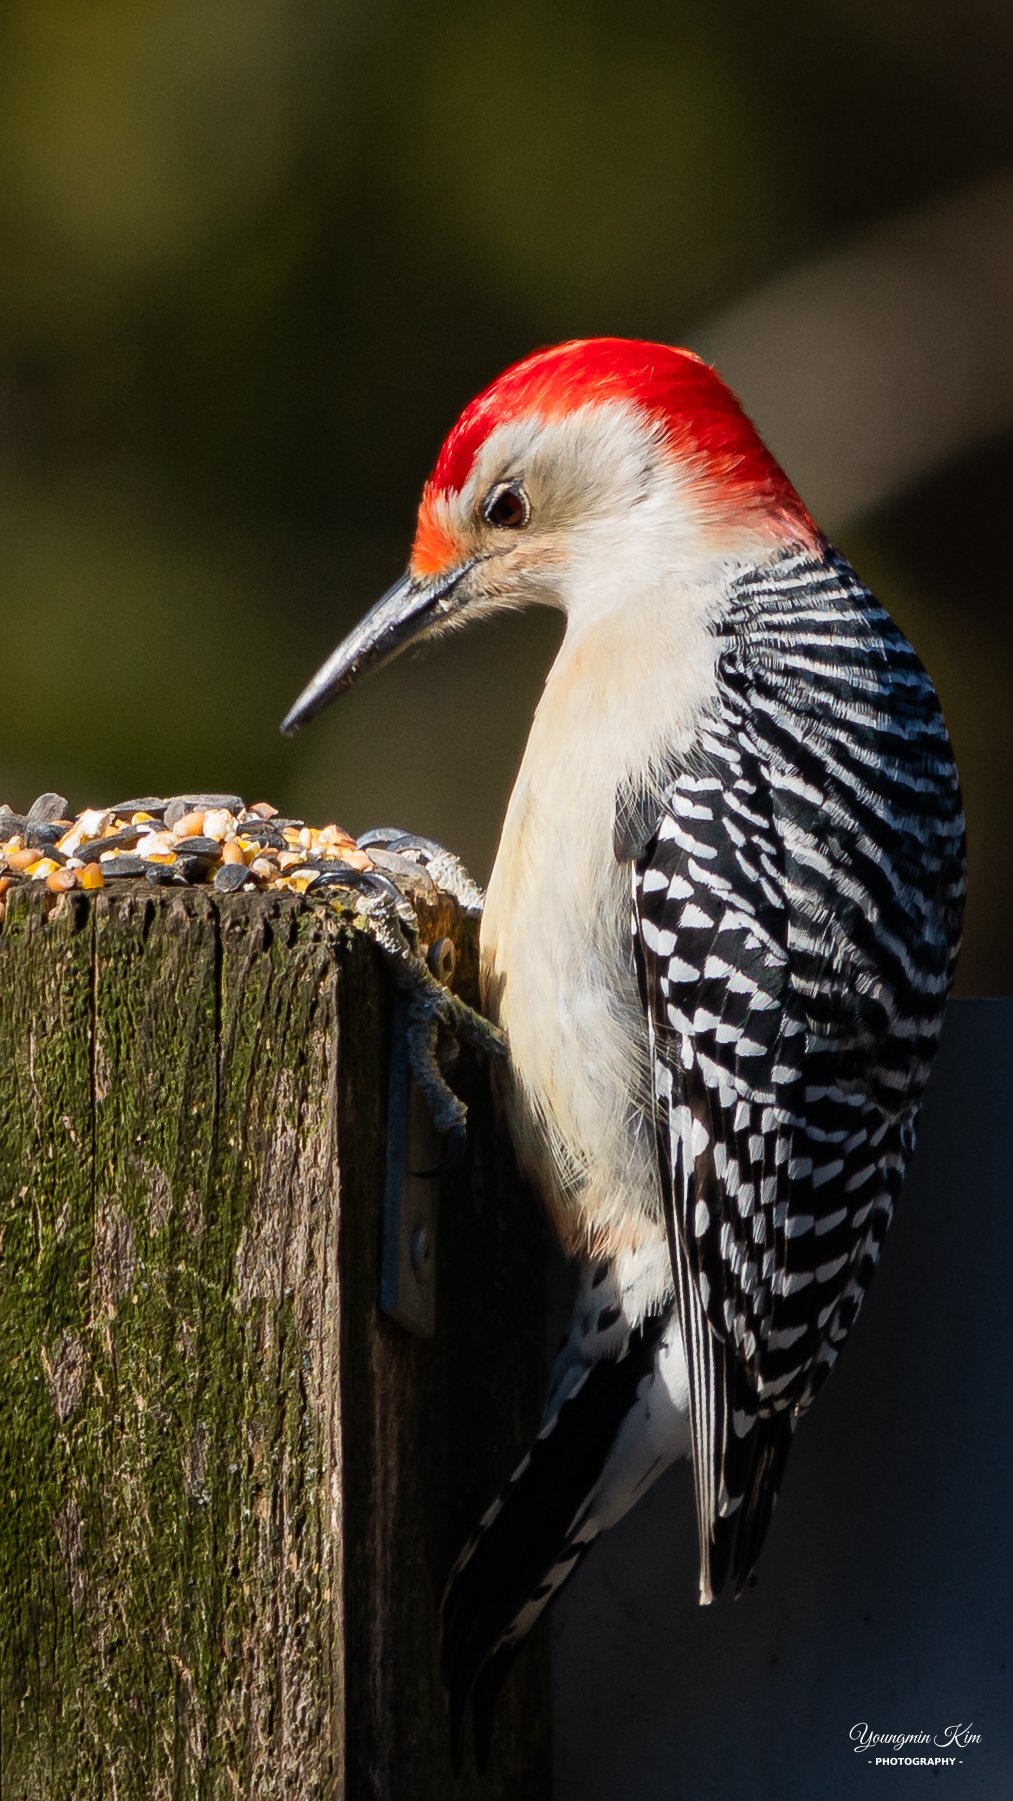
[
  {"x1": 441, "y1": 1264, "x2": 680, "y2": 1768},
  {"x1": 441, "y1": 541, "x2": 965, "y2": 1759}
]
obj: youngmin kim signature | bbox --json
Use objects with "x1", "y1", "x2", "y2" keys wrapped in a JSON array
[{"x1": 850, "y1": 1722, "x2": 982, "y2": 1767}]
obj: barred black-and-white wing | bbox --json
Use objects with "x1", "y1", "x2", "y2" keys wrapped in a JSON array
[{"x1": 632, "y1": 543, "x2": 965, "y2": 1600}]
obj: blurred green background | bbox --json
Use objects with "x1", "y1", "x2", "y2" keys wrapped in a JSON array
[{"x1": 1, "y1": 1, "x2": 1009, "y2": 991}]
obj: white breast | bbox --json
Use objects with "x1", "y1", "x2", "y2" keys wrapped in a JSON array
[{"x1": 480, "y1": 585, "x2": 720, "y2": 1259}]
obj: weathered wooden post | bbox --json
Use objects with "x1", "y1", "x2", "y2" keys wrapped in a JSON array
[{"x1": 0, "y1": 849, "x2": 550, "y2": 1798}]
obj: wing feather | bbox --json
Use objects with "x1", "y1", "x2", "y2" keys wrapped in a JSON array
[{"x1": 629, "y1": 544, "x2": 965, "y2": 1595}]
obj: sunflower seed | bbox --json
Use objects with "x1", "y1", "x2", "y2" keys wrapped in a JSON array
[
  {"x1": 214, "y1": 863, "x2": 249, "y2": 893},
  {"x1": 240, "y1": 823, "x2": 288, "y2": 850},
  {"x1": 175, "y1": 855, "x2": 210, "y2": 883},
  {"x1": 25, "y1": 823, "x2": 67, "y2": 850},
  {"x1": 109, "y1": 798, "x2": 172, "y2": 818},
  {"x1": 26, "y1": 792, "x2": 69, "y2": 825},
  {"x1": 100, "y1": 855, "x2": 146, "y2": 879},
  {"x1": 78, "y1": 826, "x2": 146, "y2": 863},
  {"x1": 171, "y1": 837, "x2": 221, "y2": 860}
]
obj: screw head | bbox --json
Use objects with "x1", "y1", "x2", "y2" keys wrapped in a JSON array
[{"x1": 410, "y1": 1224, "x2": 433, "y2": 1281}]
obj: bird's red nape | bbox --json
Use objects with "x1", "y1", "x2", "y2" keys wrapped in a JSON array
[{"x1": 415, "y1": 338, "x2": 815, "y2": 554}]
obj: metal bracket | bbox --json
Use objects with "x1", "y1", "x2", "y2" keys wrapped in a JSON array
[{"x1": 380, "y1": 992, "x2": 442, "y2": 1336}]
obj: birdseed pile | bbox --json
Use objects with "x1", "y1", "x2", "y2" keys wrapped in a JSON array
[
  {"x1": 0, "y1": 791, "x2": 401, "y2": 925},
  {"x1": 0, "y1": 792, "x2": 495, "y2": 1140}
]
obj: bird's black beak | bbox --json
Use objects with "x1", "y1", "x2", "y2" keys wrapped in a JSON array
[{"x1": 280, "y1": 562, "x2": 474, "y2": 735}]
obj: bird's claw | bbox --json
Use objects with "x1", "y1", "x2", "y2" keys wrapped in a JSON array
[
  {"x1": 357, "y1": 825, "x2": 486, "y2": 917},
  {"x1": 404, "y1": 989, "x2": 467, "y2": 1167},
  {"x1": 350, "y1": 836, "x2": 505, "y2": 1164}
]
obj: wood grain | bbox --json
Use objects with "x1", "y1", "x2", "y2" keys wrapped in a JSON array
[{"x1": 0, "y1": 883, "x2": 549, "y2": 1799}]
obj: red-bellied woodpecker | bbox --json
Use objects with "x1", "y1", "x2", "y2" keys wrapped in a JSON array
[{"x1": 282, "y1": 338, "x2": 966, "y2": 1762}]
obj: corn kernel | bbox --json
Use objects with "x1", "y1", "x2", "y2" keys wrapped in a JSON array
[{"x1": 3, "y1": 845, "x2": 37, "y2": 872}]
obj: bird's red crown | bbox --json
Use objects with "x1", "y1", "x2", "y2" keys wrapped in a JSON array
[{"x1": 412, "y1": 338, "x2": 813, "y2": 578}]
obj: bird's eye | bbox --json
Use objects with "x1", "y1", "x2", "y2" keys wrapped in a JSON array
[{"x1": 482, "y1": 483, "x2": 530, "y2": 529}]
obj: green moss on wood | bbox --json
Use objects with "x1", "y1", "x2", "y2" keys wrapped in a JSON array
[{"x1": 0, "y1": 884, "x2": 549, "y2": 1800}]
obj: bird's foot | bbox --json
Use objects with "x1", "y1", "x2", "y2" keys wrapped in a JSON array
[
  {"x1": 350, "y1": 842, "x2": 505, "y2": 1166},
  {"x1": 357, "y1": 826, "x2": 486, "y2": 917}
]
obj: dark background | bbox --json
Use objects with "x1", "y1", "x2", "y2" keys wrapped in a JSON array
[{"x1": 2, "y1": 1, "x2": 1010, "y2": 992}]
